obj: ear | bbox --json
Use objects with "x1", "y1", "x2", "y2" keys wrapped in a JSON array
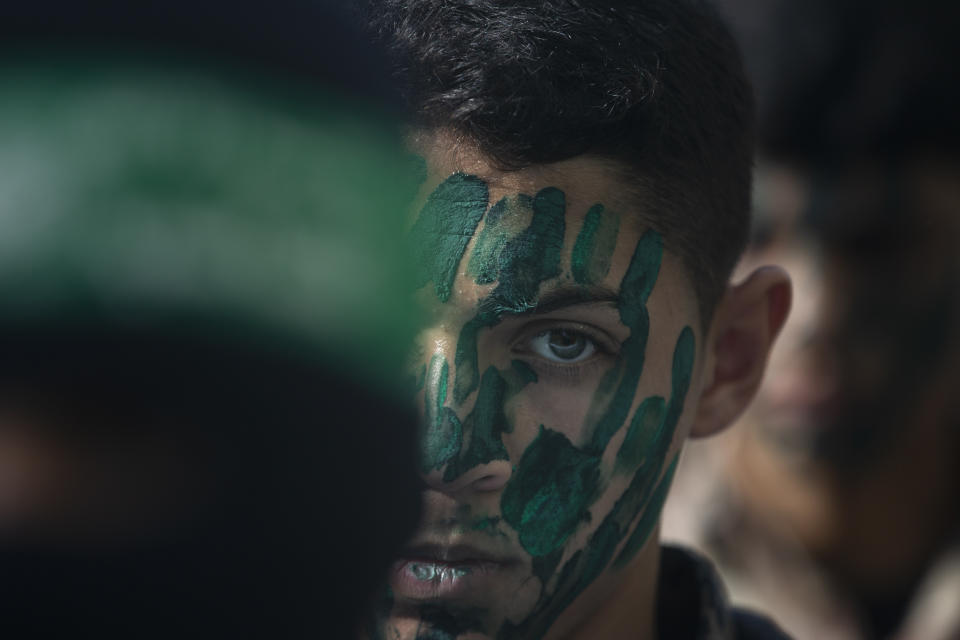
[{"x1": 691, "y1": 266, "x2": 791, "y2": 438}]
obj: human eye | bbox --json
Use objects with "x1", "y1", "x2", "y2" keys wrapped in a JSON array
[
  {"x1": 527, "y1": 328, "x2": 598, "y2": 363},
  {"x1": 506, "y1": 318, "x2": 620, "y2": 382}
]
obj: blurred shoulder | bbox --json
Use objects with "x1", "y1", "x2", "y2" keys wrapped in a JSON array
[{"x1": 658, "y1": 545, "x2": 792, "y2": 640}]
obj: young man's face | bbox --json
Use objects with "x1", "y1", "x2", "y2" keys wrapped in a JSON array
[{"x1": 371, "y1": 138, "x2": 709, "y2": 639}]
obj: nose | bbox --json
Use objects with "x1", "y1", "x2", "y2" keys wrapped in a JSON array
[{"x1": 418, "y1": 349, "x2": 512, "y2": 496}]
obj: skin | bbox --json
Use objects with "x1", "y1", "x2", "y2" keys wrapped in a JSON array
[
  {"x1": 728, "y1": 158, "x2": 960, "y2": 621},
  {"x1": 369, "y1": 135, "x2": 714, "y2": 640}
]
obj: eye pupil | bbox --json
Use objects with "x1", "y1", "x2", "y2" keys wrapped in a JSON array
[{"x1": 548, "y1": 330, "x2": 586, "y2": 359}]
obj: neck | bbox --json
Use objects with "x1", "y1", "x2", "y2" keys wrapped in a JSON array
[{"x1": 550, "y1": 532, "x2": 660, "y2": 640}]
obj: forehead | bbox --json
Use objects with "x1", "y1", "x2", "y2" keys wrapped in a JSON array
[
  {"x1": 409, "y1": 131, "x2": 640, "y2": 227},
  {"x1": 408, "y1": 133, "x2": 699, "y2": 324}
]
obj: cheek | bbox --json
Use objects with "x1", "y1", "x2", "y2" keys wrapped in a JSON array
[
  {"x1": 506, "y1": 382, "x2": 596, "y2": 448},
  {"x1": 503, "y1": 374, "x2": 678, "y2": 464}
]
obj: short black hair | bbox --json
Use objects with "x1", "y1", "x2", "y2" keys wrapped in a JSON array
[{"x1": 369, "y1": 0, "x2": 755, "y2": 319}]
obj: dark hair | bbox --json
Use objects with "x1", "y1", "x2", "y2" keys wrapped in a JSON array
[{"x1": 369, "y1": 0, "x2": 755, "y2": 319}]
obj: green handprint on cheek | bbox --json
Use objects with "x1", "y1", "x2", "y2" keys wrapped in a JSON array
[
  {"x1": 496, "y1": 327, "x2": 692, "y2": 640},
  {"x1": 496, "y1": 231, "x2": 695, "y2": 640},
  {"x1": 442, "y1": 361, "x2": 538, "y2": 483},
  {"x1": 402, "y1": 172, "x2": 695, "y2": 640}
]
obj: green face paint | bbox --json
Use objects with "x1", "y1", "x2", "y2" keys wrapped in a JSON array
[
  {"x1": 414, "y1": 363, "x2": 427, "y2": 391},
  {"x1": 467, "y1": 196, "x2": 533, "y2": 285},
  {"x1": 421, "y1": 353, "x2": 463, "y2": 473},
  {"x1": 387, "y1": 168, "x2": 697, "y2": 640},
  {"x1": 443, "y1": 367, "x2": 511, "y2": 482},
  {"x1": 470, "y1": 515, "x2": 507, "y2": 538},
  {"x1": 505, "y1": 360, "x2": 538, "y2": 388},
  {"x1": 486, "y1": 188, "x2": 566, "y2": 314},
  {"x1": 584, "y1": 230, "x2": 663, "y2": 453},
  {"x1": 409, "y1": 173, "x2": 489, "y2": 303},
  {"x1": 467, "y1": 197, "x2": 511, "y2": 285},
  {"x1": 571, "y1": 204, "x2": 620, "y2": 285},
  {"x1": 499, "y1": 452, "x2": 681, "y2": 640},
  {"x1": 501, "y1": 427, "x2": 602, "y2": 557},
  {"x1": 409, "y1": 154, "x2": 429, "y2": 191},
  {"x1": 452, "y1": 188, "x2": 566, "y2": 404},
  {"x1": 615, "y1": 396, "x2": 665, "y2": 473},
  {"x1": 453, "y1": 318, "x2": 485, "y2": 405},
  {"x1": 497, "y1": 326, "x2": 695, "y2": 639},
  {"x1": 444, "y1": 361, "x2": 537, "y2": 482}
]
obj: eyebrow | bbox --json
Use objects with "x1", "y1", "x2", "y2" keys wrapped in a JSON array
[{"x1": 498, "y1": 284, "x2": 621, "y2": 317}]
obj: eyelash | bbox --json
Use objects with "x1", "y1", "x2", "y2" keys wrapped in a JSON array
[{"x1": 512, "y1": 323, "x2": 617, "y2": 379}]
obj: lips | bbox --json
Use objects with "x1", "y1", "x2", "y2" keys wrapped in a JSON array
[{"x1": 390, "y1": 543, "x2": 518, "y2": 600}]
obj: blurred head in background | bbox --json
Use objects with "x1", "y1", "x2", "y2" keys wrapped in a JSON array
[
  {"x1": 0, "y1": 2, "x2": 422, "y2": 637},
  {"x1": 712, "y1": 0, "x2": 960, "y2": 636}
]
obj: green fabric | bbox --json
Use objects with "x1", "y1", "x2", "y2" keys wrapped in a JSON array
[{"x1": 0, "y1": 56, "x2": 420, "y2": 393}]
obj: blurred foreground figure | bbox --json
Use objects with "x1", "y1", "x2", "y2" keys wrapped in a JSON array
[
  {"x1": 0, "y1": 2, "x2": 421, "y2": 637},
  {"x1": 663, "y1": 1, "x2": 960, "y2": 638}
]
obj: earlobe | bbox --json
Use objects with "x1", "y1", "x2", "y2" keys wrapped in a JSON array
[{"x1": 691, "y1": 266, "x2": 791, "y2": 438}]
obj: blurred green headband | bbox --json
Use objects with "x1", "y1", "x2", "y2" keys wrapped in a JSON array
[{"x1": 0, "y1": 54, "x2": 421, "y2": 393}]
